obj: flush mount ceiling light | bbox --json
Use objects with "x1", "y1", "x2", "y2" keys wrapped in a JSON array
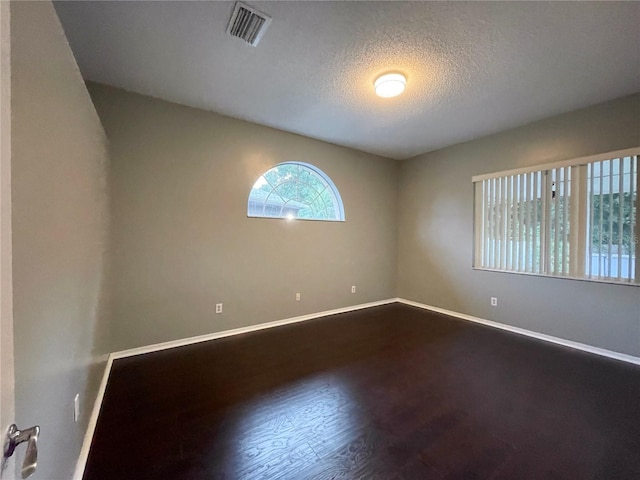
[{"x1": 374, "y1": 73, "x2": 406, "y2": 98}]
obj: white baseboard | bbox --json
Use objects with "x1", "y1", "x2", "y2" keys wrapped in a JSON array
[
  {"x1": 111, "y1": 298, "x2": 397, "y2": 359},
  {"x1": 396, "y1": 297, "x2": 640, "y2": 366},
  {"x1": 72, "y1": 298, "x2": 396, "y2": 480},
  {"x1": 73, "y1": 354, "x2": 114, "y2": 480}
]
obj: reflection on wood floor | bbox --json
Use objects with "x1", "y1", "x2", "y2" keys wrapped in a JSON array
[{"x1": 83, "y1": 303, "x2": 640, "y2": 479}]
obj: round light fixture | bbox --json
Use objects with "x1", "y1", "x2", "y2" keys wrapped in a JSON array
[{"x1": 374, "y1": 73, "x2": 406, "y2": 98}]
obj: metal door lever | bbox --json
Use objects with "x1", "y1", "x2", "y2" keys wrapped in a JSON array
[{"x1": 3, "y1": 424, "x2": 40, "y2": 479}]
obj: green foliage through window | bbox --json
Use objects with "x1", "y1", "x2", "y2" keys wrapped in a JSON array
[
  {"x1": 248, "y1": 162, "x2": 345, "y2": 221},
  {"x1": 590, "y1": 192, "x2": 636, "y2": 255}
]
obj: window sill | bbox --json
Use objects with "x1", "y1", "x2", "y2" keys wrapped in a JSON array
[{"x1": 472, "y1": 266, "x2": 639, "y2": 287}]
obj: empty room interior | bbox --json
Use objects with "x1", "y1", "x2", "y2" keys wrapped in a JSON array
[{"x1": 2, "y1": 1, "x2": 640, "y2": 479}]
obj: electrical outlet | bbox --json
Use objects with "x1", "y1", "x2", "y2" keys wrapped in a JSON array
[
  {"x1": 73, "y1": 394, "x2": 80, "y2": 423},
  {"x1": 296, "y1": 292, "x2": 301, "y2": 301},
  {"x1": 491, "y1": 297, "x2": 498, "y2": 307},
  {"x1": 216, "y1": 303, "x2": 223, "y2": 314},
  {"x1": 351, "y1": 285, "x2": 356, "y2": 294}
]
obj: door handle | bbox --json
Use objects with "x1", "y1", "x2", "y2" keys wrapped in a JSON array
[{"x1": 2, "y1": 424, "x2": 40, "y2": 479}]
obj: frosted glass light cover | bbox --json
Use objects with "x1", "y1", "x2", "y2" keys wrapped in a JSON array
[{"x1": 374, "y1": 73, "x2": 406, "y2": 98}]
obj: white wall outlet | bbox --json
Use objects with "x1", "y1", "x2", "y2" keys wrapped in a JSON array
[
  {"x1": 351, "y1": 285, "x2": 356, "y2": 294},
  {"x1": 491, "y1": 297, "x2": 498, "y2": 307},
  {"x1": 296, "y1": 292, "x2": 301, "y2": 301},
  {"x1": 215, "y1": 303, "x2": 223, "y2": 314},
  {"x1": 73, "y1": 393, "x2": 80, "y2": 423}
]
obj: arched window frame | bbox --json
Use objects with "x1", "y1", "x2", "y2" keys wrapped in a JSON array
[{"x1": 247, "y1": 161, "x2": 345, "y2": 222}]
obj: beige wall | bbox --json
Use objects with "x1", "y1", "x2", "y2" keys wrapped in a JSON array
[
  {"x1": 87, "y1": 83, "x2": 398, "y2": 351},
  {"x1": 1, "y1": 2, "x2": 15, "y2": 478},
  {"x1": 398, "y1": 93, "x2": 640, "y2": 357},
  {"x1": 11, "y1": 2, "x2": 110, "y2": 479}
]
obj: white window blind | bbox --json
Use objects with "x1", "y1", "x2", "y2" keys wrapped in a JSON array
[{"x1": 473, "y1": 149, "x2": 639, "y2": 284}]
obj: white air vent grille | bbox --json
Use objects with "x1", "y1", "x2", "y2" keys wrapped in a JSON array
[{"x1": 227, "y1": 2, "x2": 271, "y2": 47}]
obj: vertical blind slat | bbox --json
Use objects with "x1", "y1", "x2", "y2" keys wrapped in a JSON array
[
  {"x1": 525, "y1": 172, "x2": 533, "y2": 273},
  {"x1": 483, "y1": 180, "x2": 489, "y2": 267},
  {"x1": 493, "y1": 177, "x2": 498, "y2": 269},
  {"x1": 618, "y1": 157, "x2": 624, "y2": 280},
  {"x1": 485, "y1": 179, "x2": 489, "y2": 268},
  {"x1": 501, "y1": 177, "x2": 508, "y2": 270},
  {"x1": 497, "y1": 176, "x2": 503, "y2": 269},
  {"x1": 525, "y1": 173, "x2": 531, "y2": 272},
  {"x1": 531, "y1": 172, "x2": 540, "y2": 273},
  {"x1": 631, "y1": 156, "x2": 638, "y2": 282},
  {"x1": 554, "y1": 169, "x2": 560, "y2": 275},
  {"x1": 520, "y1": 174, "x2": 526, "y2": 271},
  {"x1": 608, "y1": 159, "x2": 614, "y2": 278},
  {"x1": 490, "y1": 178, "x2": 496, "y2": 268},
  {"x1": 491, "y1": 178, "x2": 496, "y2": 269},
  {"x1": 489, "y1": 178, "x2": 492, "y2": 268},
  {"x1": 507, "y1": 176, "x2": 513, "y2": 270},
  {"x1": 588, "y1": 163, "x2": 594, "y2": 278},
  {"x1": 560, "y1": 168, "x2": 565, "y2": 275},
  {"x1": 542, "y1": 171, "x2": 550, "y2": 274},
  {"x1": 515, "y1": 175, "x2": 520, "y2": 271},
  {"x1": 599, "y1": 162, "x2": 604, "y2": 279},
  {"x1": 563, "y1": 166, "x2": 570, "y2": 275}
]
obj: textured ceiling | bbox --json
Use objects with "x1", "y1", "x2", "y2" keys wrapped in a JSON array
[{"x1": 54, "y1": 1, "x2": 640, "y2": 160}]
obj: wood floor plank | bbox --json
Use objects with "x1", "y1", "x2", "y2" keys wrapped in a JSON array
[{"x1": 83, "y1": 304, "x2": 640, "y2": 479}]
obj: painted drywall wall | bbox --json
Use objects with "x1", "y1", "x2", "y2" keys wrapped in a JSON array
[
  {"x1": 398, "y1": 93, "x2": 640, "y2": 357},
  {"x1": 11, "y1": 2, "x2": 110, "y2": 479},
  {"x1": 87, "y1": 83, "x2": 398, "y2": 351},
  {"x1": 0, "y1": 2, "x2": 16, "y2": 479}
]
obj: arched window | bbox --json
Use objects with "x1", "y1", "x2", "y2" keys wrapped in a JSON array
[{"x1": 248, "y1": 162, "x2": 345, "y2": 221}]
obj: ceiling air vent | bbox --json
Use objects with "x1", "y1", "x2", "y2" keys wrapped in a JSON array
[{"x1": 227, "y1": 2, "x2": 272, "y2": 47}]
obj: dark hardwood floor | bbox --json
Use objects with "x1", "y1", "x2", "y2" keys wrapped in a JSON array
[{"x1": 83, "y1": 304, "x2": 640, "y2": 480}]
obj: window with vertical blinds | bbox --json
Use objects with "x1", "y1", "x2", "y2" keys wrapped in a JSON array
[{"x1": 473, "y1": 148, "x2": 639, "y2": 285}]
